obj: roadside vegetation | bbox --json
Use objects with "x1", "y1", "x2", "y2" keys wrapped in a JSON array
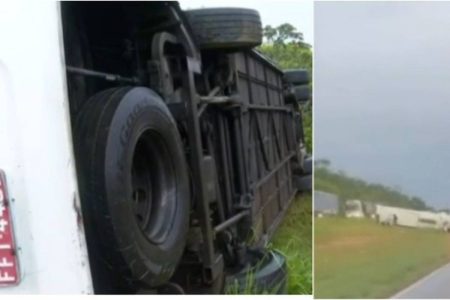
[
  {"x1": 315, "y1": 217, "x2": 450, "y2": 298},
  {"x1": 272, "y1": 194, "x2": 312, "y2": 294},
  {"x1": 257, "y1": 24, "x2": 312, "y2": 294},
  {"x1": 225, "y1": 195, "x2": 312, "y2": 295}
]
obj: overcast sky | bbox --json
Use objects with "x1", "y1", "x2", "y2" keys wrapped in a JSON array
[
  {"x1": 179, "y1": 0, "x2": 313, "y2": 45},
  {"x1": 315, "y1": 2, "x2": 450, "y2": 210}
]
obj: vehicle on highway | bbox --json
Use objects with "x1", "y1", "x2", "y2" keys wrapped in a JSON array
[
  {"x1": 345, "y1": 201, "x2": 450, "y2": 232},
  {"x1": 366, "y1": 204, "x2": 450, "y2": 232},
  {"x1": 314, "y1": 191, "x2": 339, "y2": 217},
  {"x1": 0, "y1": 1, "x2": 311, "y2": 294},
  {"x1": 344, "y1": 199, "x2": 365, "y2": 218}
]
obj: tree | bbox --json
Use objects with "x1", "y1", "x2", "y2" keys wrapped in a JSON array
[
  {"x1": 263, "y1": 25, "x2": 277, "y2": 43},
  {"x1": 259, "y1": 43, "x2": 312, "y2": 72},
  {"x1": 315, "y1": 159, "x2": 331, "y2": 168},
  {"x1": 263, "y1": 23, "x2": 306, "y2": 46},
  {"x1": 260, "y1": 23, "x2": 312, "y2": 73}
]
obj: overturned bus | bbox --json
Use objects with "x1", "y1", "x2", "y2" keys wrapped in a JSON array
[{"x1": 0, "y1": 1, "x2": 311, "y2": 294}]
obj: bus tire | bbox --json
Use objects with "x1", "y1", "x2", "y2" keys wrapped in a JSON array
[
  {"x1": 75, "y1": 87, "x2": 190, "y2": 292},
  {"x1": 293, "y1": 174, "x2": 312, "y2": 192},
  {"x1": 226, "y1": 249, "x2": 287, "y2": 294},
  {"x1": 284, "y1": 69, "x2": 310, "y2": 85},
  {"x1": 185, "y1": 8, "x2": 262, "y2": 50}
]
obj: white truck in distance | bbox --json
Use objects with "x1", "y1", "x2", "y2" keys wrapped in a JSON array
[
  {"x1": 343, "y1": 200, "x2": 450, "y2": 232},
  {"x1": 376, "y1": 204, "x2": 450, "y2": 231},
  {"x1": 344, "y1": 199, "x2": 365, "y2": 219}
]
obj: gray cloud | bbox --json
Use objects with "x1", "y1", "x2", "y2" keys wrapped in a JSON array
[{"x1": 315, "y1": 2, "x2": 450, "y2": 209}]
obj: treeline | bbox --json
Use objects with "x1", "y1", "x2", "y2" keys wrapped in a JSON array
[{"x1": 315, "y1": 161, "x2": 431, "y2": 211}]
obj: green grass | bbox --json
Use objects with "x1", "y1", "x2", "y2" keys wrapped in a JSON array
[
  {"x1": 271, "y1": 194, "x2": 312, "y2": 294},
  {"x1": 315, "y1": 217, "x2": 450, "y2": 299}
]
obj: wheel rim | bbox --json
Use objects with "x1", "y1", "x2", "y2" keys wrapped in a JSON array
[{"x1": 131, "y1": 129, "x2": 176, "y2": 244}]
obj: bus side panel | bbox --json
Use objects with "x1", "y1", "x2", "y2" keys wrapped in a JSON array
[{"x1": 0, "y1": 2, "x2": 92, "y2": 293}]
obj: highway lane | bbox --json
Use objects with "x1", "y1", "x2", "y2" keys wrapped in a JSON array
[{"x1": 392, "y1": 262, "x2": 450, "y2": 298}]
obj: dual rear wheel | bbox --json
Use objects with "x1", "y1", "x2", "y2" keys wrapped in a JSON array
[{"x1": 75, "y1": 87, "x2": 190, "y2": 292}]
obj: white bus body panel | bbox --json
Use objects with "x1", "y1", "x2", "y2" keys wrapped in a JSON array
[
  {"x1": 417, "y1": 210, "x2": 440, "y2": 229},
  {"x1": 376, "y1": 205, "x2": 419, "y2": 227},
  {"x1": 437, "y1": 213, "x2": 450, "y2": 231},
  {"x1": 376, "y1": 205, "x2": 450, "y2": 231},
  {"x1": 0, "y1": 1, "x2": 93, "y2": 293}
]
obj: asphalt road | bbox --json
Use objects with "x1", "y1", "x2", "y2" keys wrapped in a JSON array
[{"x1": 392, "y1": 262, "x2": 450, "y2": 299}]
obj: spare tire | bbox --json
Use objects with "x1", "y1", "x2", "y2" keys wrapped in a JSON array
[
  {"x1": 185, "y1": 8, "x2": 262, "y2": 50},
  {"x1": 284, "y1": 69, "x2": 310, "y2": 85},
  {"x1": 75, "y1": 87, "x2": 190, "y2": 293}
]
